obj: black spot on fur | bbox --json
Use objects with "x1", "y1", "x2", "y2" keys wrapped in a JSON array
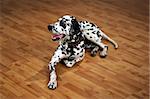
[
  {"x1": 61, "y1": 47, "x2": 64, "y2": 50},
  {"x1": 80, "y1": 44, "x2": 85, "y2": 48},
  {"x1": 65, "y1": 19, "x2": 69, "y2": 21},
  {"x1": 70, "y1": 16, "x2": 74, "y2": 19},
  {"x1": 80, "y1": 49, "x2": 83, "y2": 52},
  {"x1": 63, "y1": 42, "x2": 66, "y2": 45},
  {"x1": 80, "y1": 54, "x2": 83, "y2": 57},
  {"x1": 62, "y1": 52, "x2": 66, "y2": 55},
  {"x1": 76, "y1": 47, "x2": 80, "y2": 50},
  {"x1": 82, "y1": 21, "x2": 85, "y2": 24},
  {"x1": 59, "y1": 58, "x2": 61, "y2": 60},
  {"x1": 68, "y1": 56, "x2": 75, "y2": 61},
  {"x1": 92, "y1": 31, "x2": 96, "y2": 34},
  {"x1": 67, "y1": 23, "x2": 70, "y2": 26},
  {"x1": 97, "y1": 31, "x2": 101, "y2": 36},
  {"x1": 50, "y1": 65, "x2": 55, "y2": 72},
  {"x1": 71, "y1": 19, "x2": 80, "y2": 33},
  {"x1": 88, "y1": 28, "x2": 93, "y2": 30},
  {"x1": 90, "y1": 23, "x2": 95, "y2": 27}
]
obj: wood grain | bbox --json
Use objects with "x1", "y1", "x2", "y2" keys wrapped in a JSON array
[{"x1": 0, "y1": 0, "x2": 149, "y2": 99}]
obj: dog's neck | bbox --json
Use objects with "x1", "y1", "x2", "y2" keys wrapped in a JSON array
[{"x1": 60, "y1": 32, "x2": 84, "y2": 47}]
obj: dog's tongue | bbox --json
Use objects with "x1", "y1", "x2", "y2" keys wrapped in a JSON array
[{"x1": 52, "y1": 34, "x2": 63, "y2": 39}]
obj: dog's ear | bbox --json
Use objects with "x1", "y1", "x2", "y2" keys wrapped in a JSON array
[{"x1": 71, "y1": 19, "x2": 80, "y2": 33}]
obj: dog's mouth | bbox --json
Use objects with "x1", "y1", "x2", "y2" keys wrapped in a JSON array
[{"x1": 52, "y1": 34, "x2": 66, "y2": 41}]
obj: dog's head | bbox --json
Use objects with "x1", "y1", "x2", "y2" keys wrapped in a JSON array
[{"x1": 48, "y1": 15, "x2": 80, "y2": 41}]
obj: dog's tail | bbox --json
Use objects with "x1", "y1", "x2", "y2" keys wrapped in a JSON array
[{"x1": 100, "y1": 30, "x2": 118, "y2": 49}]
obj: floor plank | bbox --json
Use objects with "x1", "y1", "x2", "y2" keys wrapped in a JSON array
[{"x1": 0, "y1": 0, "x2": 149, "y2": 99}]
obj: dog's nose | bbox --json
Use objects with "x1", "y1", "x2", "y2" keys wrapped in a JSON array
[{"x1": 48, "y1": 24, "x2": 53, "y2": 31}]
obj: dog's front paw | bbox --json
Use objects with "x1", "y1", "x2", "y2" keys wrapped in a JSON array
[{"x1": 48, "y1": 80, "x2": 57, "y2": 89}]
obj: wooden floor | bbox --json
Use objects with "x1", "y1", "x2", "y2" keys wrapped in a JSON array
[{"x1": 0, "y1": 0, "x2": 149, "y2": 99}]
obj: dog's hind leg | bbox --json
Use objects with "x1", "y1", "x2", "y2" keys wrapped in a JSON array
[{"x1": 86, "y1": 35, "x2": 108, "y2": 57}]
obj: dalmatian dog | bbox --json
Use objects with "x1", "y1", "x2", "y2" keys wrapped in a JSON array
[{"x1": 47, "y1": 15, "x2": 118, "y2": 89}]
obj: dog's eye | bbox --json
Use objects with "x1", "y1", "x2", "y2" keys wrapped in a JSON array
[{"x1": 60, "y1": 20, "x2": 66, "y2": 28}]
